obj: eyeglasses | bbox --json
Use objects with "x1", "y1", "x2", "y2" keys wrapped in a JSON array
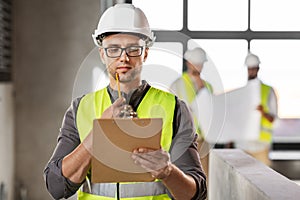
[{"x1": 104, "y1": 46, "x2": 144, "y2": 58}]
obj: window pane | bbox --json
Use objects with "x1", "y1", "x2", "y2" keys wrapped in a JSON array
[
  {"x1": 251, "y1": 40, "x2": 300, "y2": 118},
  {"x1": 188, "y1": 0, "x2": 248, "y2": 31},
  {"x1": 141, "y1": 42, "x2": 183, "y2": 91},
  {"x1": 132, "y1": 0, "x2": 183, "y2": 30},
  {"x1": 191, "y1": 39, "x2": 248, "y2": 93},
  {"x1": 251, "y1": 0, "x2": 300, "y2": 31}
]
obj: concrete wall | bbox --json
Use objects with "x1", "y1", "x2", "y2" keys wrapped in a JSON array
[
  {"x1": 209, "y1": 149, "x2": 300, "y2": 200},
  {"x1": 13, "y1": 0, "x2": 100, "y2": 199}
]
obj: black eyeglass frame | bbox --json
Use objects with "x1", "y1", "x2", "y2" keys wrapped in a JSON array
[{"x1": 103, "y1": 46, "x2": 144, "y2": 58}]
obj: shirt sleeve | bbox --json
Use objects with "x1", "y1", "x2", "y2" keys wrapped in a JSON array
[
  {"x1": 43, "y1": 97, "x2": 83, "y2": 199},
  {"x1": 168, "y1": 98, "x2": 207, "y2": 200}
]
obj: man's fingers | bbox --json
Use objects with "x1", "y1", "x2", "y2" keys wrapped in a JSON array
[
  {"x1": 113, "y1": 97, "x2": 126, "y2": 107},
  {"x1": 132, "y1": 153, "x2": 157, "y2": 167},
  {"x1": 111, "y1": 97, "x2": 126, "y2": 117},
  {"x1": 139, "y1": 151, "x2": 169, "y2": 164},
  {"x1": 131, "y1": 148, "x2": 173, "y2": 179},
  {"x1": 101, "y1": 97, "x2": 126, "y2": 118},
  {"x1": 132, "y1": 149, "x2": 170, "y2": 171}
]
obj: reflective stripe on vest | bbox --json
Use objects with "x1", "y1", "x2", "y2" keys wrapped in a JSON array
[
  {"x1": 76, "y1": 87, "x2": 175, "y2": 199},
  {"x1": 78, "y1": 191, "x2": 170, "y2": 200},
  {"x1": 260, "y1": 83, "x2": 273, "y2": 142},
  {"x1": 77, "y1": 182, "x2": 170, "y2": 200}
]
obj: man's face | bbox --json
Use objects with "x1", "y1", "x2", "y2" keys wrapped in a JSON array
[
  {"x1": 187, "y1": 61, "x2": 203, "y2": 75},
  {"x1": 100, "y1": 33, "x2": 148, "y2": 83},
  {"x1": 248, "y1": 66, "x2": 259, "y2": 80}
]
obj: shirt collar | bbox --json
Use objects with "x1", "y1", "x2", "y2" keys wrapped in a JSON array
[{"x1": 107, "y1": 80, "x2": 149, "y2": 104}]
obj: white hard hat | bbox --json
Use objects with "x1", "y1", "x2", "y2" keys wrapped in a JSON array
[
  {"x1": 184, "y1": 47, "x2": 207, "y2": 65},
  {"x1": 92, "y1": 4, "x2": 155, "y2": 47},
  {"x1": 245, "y1": 53, "x2": 260, "y2": 68}
]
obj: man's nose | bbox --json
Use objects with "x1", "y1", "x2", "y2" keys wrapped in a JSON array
[{"x1": 119, "y1": 49, "x2": 129, "y2": 61}]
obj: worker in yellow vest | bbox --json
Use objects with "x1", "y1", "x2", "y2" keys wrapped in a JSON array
[
  {"x1": 245, "y1": 52, "x2": 278, "y2": 143},
  {"x1": 44, "y1": 3, "x2": 207, "y2": 200},
  {"x1": 170, "y1": 47, "x2": 213, "y2": 137}
]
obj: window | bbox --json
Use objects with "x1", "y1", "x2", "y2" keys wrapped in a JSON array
[
  {"x1": 132, "y1": 0, "x2": 183, "y2": 30},
  {"x1": 251, "y1": 0, "x2": 300, "y2": 31},
  {"x1": 141, "y1": 42, "x2": 183, "y2": 91},
  {"x1": 192, "y1": 39, "x2": 248, "y2": 93},
  {"x1": 132, "y1": 0, "x2": 300, "y2": 118},
  {"x1": 250, "y1": 40, "x2": 300, "y2": 118},
  {"x1": 0, "y1": 0, "x2": 12, "y2": 82},
  {"x1": 188, "y1": 0, "x2": 248, "y2": 31}
]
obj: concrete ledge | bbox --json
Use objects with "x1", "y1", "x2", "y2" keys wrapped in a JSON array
[{"x1": 209, "y1": 149, "x2": 300, "y2": 200}]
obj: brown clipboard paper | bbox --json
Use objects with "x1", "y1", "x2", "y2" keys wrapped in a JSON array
[{"x1": 91, "y1": 118, "x2": 162, "y2": 183}]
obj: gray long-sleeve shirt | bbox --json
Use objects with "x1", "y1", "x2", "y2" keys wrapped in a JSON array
[{"x1": 44, "y1": 81, "x2": 207, "y2": 200}]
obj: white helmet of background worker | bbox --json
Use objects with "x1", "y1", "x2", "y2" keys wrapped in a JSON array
[
  {"x1": 92, "y1": 4, "x2": 155, "y2": 47},
  {"x1": 184, "y1": 47, "x2": 208, "y2": 66},
  {"x1": 245, "y1": 52, "x2": 260, "y2": 68}
]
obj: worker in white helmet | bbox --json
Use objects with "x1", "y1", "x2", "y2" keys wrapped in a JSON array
[
  {"x1": 44, "y1": 3, "x2": 207, "y2": 200},
  {"x1": 170, "y1": 47, "x2": 213, "y2": 137},
  {"x1": 245, "y1": 52, "x2": 278, "y2": 143}
]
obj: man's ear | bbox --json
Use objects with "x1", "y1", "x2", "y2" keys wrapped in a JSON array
[
  {"x1": 143, "y1": 47, "x2": 149, "y2": 62},
  {"x1": 99, "y1": 48, "x2": 105, "y2": 64}
]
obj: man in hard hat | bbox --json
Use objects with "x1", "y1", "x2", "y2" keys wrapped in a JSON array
[
  {"x1": 245, "y1": 52, "x2": 278, "y2": 143},
  {"x1": 171, "y1": 47, "x2": 213, "y2": 104},
  {"x1": 44, "y1": 3, "x2": 207, "y2": 200},
  {"x1": 170, "y1": 47, "x2": 213, "y2": 136}
]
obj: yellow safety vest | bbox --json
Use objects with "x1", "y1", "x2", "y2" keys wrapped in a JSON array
[
  {"x1": 182, "y1": 72, "x2": 213, "y2": 136},
  {"x1": 259, "y1": 83, "x2": 273, "y2": 143},
  {"x1": 182, "y1": 72, "x2": 213, "y2": 104},
  {"x1": 76, "y1": 87, "x2": 176, "y2": 199}
]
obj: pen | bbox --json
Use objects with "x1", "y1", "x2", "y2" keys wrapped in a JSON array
[{"x1": 115, "y1": 73, "x2": 121, "y2": 98}]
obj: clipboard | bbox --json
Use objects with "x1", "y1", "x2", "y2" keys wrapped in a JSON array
[{"x1": 91, "y1": 118, "x2": 162, "y2": 183}]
